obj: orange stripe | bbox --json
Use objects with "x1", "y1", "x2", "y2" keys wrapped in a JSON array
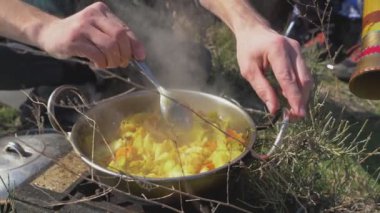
[{"x1": 363, "y1": 11, "x2": 380, "y2": 29}]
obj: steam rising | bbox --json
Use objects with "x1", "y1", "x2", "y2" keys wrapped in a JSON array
[{"x1": 92, "y1": 1, "x2": 212, "y2": 91}]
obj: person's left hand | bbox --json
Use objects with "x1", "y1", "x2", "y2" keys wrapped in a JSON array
[{"x1": 235, "y1": 25, "x2": 314, "y2": 120}]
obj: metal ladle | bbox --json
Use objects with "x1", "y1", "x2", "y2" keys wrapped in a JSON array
[{"x1": 131, "y1": 60, "x2": 193, "y2": 129}]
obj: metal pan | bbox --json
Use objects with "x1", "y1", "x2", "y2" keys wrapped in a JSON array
[{"x1": 47, "y1": 85, "x2": 288, "y2": 204}]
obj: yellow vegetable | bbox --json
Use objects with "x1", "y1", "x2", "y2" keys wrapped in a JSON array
[{"x1": 107, "y1": 112, "x2": 247, "y2": 178}]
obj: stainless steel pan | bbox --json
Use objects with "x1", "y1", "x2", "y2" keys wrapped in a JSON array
[{"x1": 47, "y1": 86, "x2": 288, "y2": 203}]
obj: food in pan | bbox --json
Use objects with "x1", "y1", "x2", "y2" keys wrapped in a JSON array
[{"x1": 107, "y1": 112, "x2": 247, "y2": 178}]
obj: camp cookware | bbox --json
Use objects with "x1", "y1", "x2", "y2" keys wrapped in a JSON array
[{"x1": 47, "y1": 85, "x2": 288, "y2": 204}]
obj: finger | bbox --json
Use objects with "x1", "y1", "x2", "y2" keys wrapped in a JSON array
[
  {"x1": 241, "y1": 63, "x2": 280, "y2": 115},
  {"x1": 268, "y1": 41, "x2": 304, "y2": 118},
  {"x1": 73, "y1": 41, "x2": 107, "y2": 68},
  {"x1": 88, "y1": 19, "x2": 121, "y2": 68},
  {"x1": 104, "y1": 9, "x2": 145, "y2": 60},
  {"x1": 94, "y1": 17, "x2": 131, "y2": 67},
  {"x1": 101, "y1": 11, "x2": 134, "y2": 66},
  {"x1": 292, "y1": 41, "x2": 314, "y2": 110},
  {"x1": 282, "y1": 40, "x2": 314, "y2": 119},
  {"x1": 126, "y1": 29, "x2": 146, "y2": 60},
  {"x1": 103, "y1": 10, "x2": 145, "y2": 61}
]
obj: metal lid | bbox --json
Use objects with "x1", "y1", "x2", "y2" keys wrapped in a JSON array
[
  {"x1": 0, "y1": 135, "x2": 50, "y2": 201},
  {"x1": 0, "y1": 137, "x2": 45, "y2": 171},
  {"x1": 0, "y1": 133, "x2": 71, "y2": 201}
]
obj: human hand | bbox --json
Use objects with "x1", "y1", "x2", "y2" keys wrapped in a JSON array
[
  {"x1": 235, "y1": 26, "x2": 313, "y2": 120},
  {"x1": 37, "y1": 2, "x2": 145, "y2": 68}
]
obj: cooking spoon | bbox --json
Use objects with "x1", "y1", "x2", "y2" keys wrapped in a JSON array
[{"x1": 131, "y1": 60, "x2": 193, "y2": 130}]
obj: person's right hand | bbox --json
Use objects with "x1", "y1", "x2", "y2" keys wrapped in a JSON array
[
  {"x1": 37, "y1": 2, "x2": 145, "y2": 68},
  {"x1": 235, "y1": 25, "x2": 313, "y2": 120}
]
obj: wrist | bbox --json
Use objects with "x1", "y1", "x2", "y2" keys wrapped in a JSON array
[
  {"x1": 200, "y1": 0, "x2": 270, "y2": 34},
  {"x1": 234, "y1": 19, "x2": 271, "y2": 36},
  {"x1": 230, "y1": 8, "x2": 270, "y2": 35},
  {"x1": 22, "y1": 13, "x2": 58, "y2": 49}
]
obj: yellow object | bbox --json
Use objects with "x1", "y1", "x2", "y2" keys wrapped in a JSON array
[
  {"x1": 349, "y1": 0, "x2": 380, "y2": 99},
  {"x1": 107, "y1": 112, "x2": 247, "y2": 178},
  {"x1": 362, "y1": 22, "x2": 380, "y2": 38},
  {"x1": 362, "y1": 0, "x2": 380, "y2": 38},
  {"x1": 363, "y1": 1, "x2": 380, "y2": 16}
]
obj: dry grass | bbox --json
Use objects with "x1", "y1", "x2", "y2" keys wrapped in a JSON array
[{"x1": 236, "y1": 90, "x2": 380, "y2": 212}]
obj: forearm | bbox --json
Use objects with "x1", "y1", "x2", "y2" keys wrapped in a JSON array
[
  {"x1": 199, "y1": 0, "x2": 270, "y2": 33},
  {"x1": 0, "y1": 0, "x2": 58, "y2": 47}
]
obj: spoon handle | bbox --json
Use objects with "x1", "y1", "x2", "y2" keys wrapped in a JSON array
[{"x1": 131, "y1": 60, "x2": 166, "y2": 94}]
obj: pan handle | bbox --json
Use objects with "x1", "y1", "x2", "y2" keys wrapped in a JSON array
[
  {"x1": 264, "y1": 114, "x2": 289, "y2": 157},
  {"x1": 222, "y1": 96, "x2": 289, "y2": 158},
  {"x1": 222, "y1": 95, "x2": 281, "y2": 129},
  {"x1": 247, "y1": 114, "x2": 289, "y2": 161},
  {"x1": 47, "y1": 85, "x2": 92, "y2": 132}
]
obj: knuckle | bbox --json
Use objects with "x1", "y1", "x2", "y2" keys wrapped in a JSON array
[
  {"x1": 278, "y1": 71, "x2": 296, "y2": 83},
  {"x1": 239, "y1": 62, "x2": 258, "y2": 80},
  {"x1": 240, "y1": 69, "x2": 254, "y2": 80},
  {"x1": 81, "y1": 2, "x2": 108, "y2": 17},
  {"x1": 272, "y1": 36, "x2": 287, "y2": 47},
  {"x1": 114, "y1": 27, "x2": 127, "y2": 39},
  {"x1": 91, "y1": 2, "x2": 108, "y2": 11},
  {"x1": 291, "y1": 40, "x2": 301, "y2": 49},
  {"x1": 287, "y1": 38, "x2": 301, "y2": 50},
  {"x1": 81, "y1": 7, "x2": 96, "y2": 17}
]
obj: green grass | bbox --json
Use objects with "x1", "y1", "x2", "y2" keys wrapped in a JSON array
[{"x1": 0, "y1": 105, "x2": 19, "y2": 135}]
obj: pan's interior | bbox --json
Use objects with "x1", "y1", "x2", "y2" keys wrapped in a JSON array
[{"x1": 71, "y1": 90, "x2": 256, "y2": 172}]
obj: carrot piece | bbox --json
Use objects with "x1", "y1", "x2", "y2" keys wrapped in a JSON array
[
  {"x1": 204, "y1": 161, "x2": 215, "y2": 170},
  {"x1": 115, "y1": 146, "x2": 132, "y2": 160},
  {"x1": 205, "y1": 140, "x2": 217, "y2": 151},
  {"x1": 226, "y1": 129, "x2": 246, "y2": 146},
  {"x1": 226, "y1": 129, "x2": 242, "y2": 140}
]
